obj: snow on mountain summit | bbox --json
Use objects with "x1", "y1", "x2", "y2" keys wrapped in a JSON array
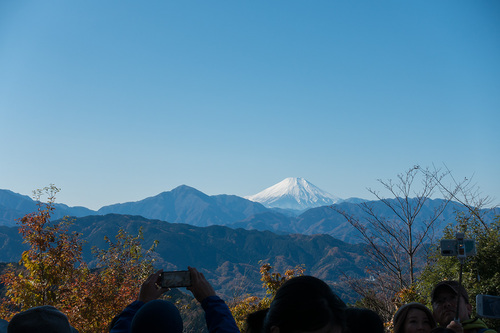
[{"x1": 245, "y1": 177, "x2": 341, "y2": 211}]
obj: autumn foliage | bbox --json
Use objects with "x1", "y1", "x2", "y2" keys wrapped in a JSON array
[
  {"x1": 229, "y1": 262, "x2": 305, "y2": 332},
  {"x1": 0, "y1": 186, "x2": 156, "y2": 332}
]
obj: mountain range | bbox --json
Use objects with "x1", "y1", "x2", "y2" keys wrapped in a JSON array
[
  {"x1": 0, "y1": 177, "x2": 357, "y2": 227},
  {"x1": 1, "y1": 178, "x2": 498, "y2": 243},
  {"x1": 0, "y1": 189, "x2": 95, "y2": 227},
  {"x1": 1, "y1": 178, "x2": 498, "y2": 300},
  {"x1": 0, "y1": 213, "x2": 370, "y2": 301}
]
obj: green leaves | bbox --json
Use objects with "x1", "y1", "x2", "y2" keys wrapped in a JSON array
[
  {"x1": 417, "y1": 214, "x2": 500, "y2": 328},
  {"x1": 229, "y1": 262, "x2": 305, "y2": 331},
  {"x1": 0, "y1": 186, "x2": 158, "y2": 333}
]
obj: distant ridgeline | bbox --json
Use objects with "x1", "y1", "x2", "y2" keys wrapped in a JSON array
[
  {"x1": 0, "y1": 213, "x2": 370, "y2": 302},
  {"x1": 1, "y1": 186, "x2": 498, "y2": 242},
  {"x1": 1, "y1": 187, "x2": 498, "y2": 301}
]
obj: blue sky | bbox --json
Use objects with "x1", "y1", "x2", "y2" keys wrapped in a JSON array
[{"x1": 1, "y1": 1, "x2": 499, "y2": 210}]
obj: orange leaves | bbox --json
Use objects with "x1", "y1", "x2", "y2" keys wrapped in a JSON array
[
  {"x1": 393, "y1": 285, "x2": 426, "y2": 309},
  {"x1": 56, "y1": 229, "x2": 156, "y2": 332},
  {"x1": 260, "y1": 262, "x2": 305, "y2": 296},
  {"x1": 0, "y1": 186, "x2": 157, "y2": 333},
  {"x1": 230, "y1": 263, "x2": 306, "y2": 331}
]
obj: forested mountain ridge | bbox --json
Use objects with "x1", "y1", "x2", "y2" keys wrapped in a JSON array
[
  {"x1": 1, "y1": 187, "x2": 498, "y2": 243},
  {"x1": 0, "y1": 213, "x2": 370, "y2": 300}
]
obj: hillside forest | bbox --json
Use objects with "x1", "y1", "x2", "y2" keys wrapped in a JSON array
[{"x1": 0, "y1": 167, "x2": 499, "y2": 332}]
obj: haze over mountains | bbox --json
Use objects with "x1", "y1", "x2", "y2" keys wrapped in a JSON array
[
  {"x1": 1, "y1": 178, "x2": 498, "y2": 298},
  {"x1": 0, "y1": 177, "x2": 348, "y2": 226},
  {"x1": 0, "y1": 177, "x2": 354, "y2": 225},
  {"x1": 0, "y1": 177, "x2": 374, "y2": 298},
  {"x1": 0, "y1": 213, "x2": 371, "y2": 299},
  {"x1": 1, "y1": 178, "x2": 497, "y2": 242}
]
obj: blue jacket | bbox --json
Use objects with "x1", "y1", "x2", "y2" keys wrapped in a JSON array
[
  {"x1": 201, "y1": 295, "x2": 240, "y2": 333},
  {"x1": 110, "y1": 296, "x2": 240, "y2": 333}
]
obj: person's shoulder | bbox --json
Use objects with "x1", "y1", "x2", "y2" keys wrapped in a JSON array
[
  {"x1": 462, "y1": 318, "x2": 497, "y2": 333},
  {"x1": 0, "y1": 318, "x2": 8, "y2": 333},
  {"x1": 201, "y1": 295, "x2": 224, "y2": 307}
]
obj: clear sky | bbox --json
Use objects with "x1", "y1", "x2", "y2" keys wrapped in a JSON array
[{"x1": 1, "y1": 1, "x2": 499, "y2": 210}]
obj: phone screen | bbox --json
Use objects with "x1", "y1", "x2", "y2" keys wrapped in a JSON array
[
  {"x1": 477, "y1": 295, "x2": 500, "y2": 319},
  {"x1": 161, "y1": 271, "x2": 192, "y2": 288}
]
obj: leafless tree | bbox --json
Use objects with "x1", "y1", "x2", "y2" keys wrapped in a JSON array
[
  {"x1": 333, "y1": 165, "x2": 460, "y2": 291},
  {"x1": 340, "y1": 270, "x2": 398, "y2": 324},
  {"x1": 425, "y1": 165, "x2": 496, "y2": 229}
]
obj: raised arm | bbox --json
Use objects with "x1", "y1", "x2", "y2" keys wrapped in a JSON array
[
  {"x1": 187, "y1": 266, "x2": 240, "y2": 333},
  {"x1": 110, "y1": 270, "x2": 169, "y2": 333}
]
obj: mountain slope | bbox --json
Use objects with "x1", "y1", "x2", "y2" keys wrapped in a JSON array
[
  {"x1": 3, "y1": 187, "x2": 498, "y2": 246},
  {"x1": 0, "y1": 189, "x2": 96, "y2": 226},
  {"x1": 245, "y1": 177, "x2": 340, "y2": 210},
  {"x1": 97, "y1": 185, "x2": 269, "y2": 227},
  {"x1": 0, "y1": 214, "x2": 370, "y2": 300},
  {"x1": 230, "y1": 198, "x2": 500, "y2": 243}
]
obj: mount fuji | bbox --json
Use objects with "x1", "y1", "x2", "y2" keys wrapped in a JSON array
[{"x1": 245, "y1": 177, "x2": 341, "y2": 211}]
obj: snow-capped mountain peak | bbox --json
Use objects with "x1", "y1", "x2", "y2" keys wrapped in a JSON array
[{"x1": 245, "y1": 177, "x2": 341, "y2": 211}]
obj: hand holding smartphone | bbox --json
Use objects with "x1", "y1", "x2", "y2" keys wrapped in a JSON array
[{"x1": 160, "y1": 270, "x2": 192, "y2": 288}]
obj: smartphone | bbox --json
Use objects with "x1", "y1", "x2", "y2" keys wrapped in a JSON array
[
  {"x1": 476, "y1": 294, "x2": 500, "y2": 319},
  {"x1": 160, "y1": 270, "x2": 192, "y2": 288},
  {"x1": 440, "y1": 239, "x2": 476, "y2": 257}
]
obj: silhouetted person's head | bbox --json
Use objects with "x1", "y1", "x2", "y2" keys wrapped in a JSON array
[
  {"x1": 7, "y1": 305, "x2": 78, "y2": 333},
  {"x1": 130, "y1": 300, "x2": 183, "y2": 333},
  {"x1": 246, "y1": 309, "x2": 269, "y2": 333},
  {"x1": 345, "y1": 307, "x2": 384, "y2": 333},
  {"x1": 263, "y1": 276, "x2": 346, "y2": 333}
]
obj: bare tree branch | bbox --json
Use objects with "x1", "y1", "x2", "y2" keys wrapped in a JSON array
[{"x1": 331, "y1": 166, "x2": 456, "y2": 289}]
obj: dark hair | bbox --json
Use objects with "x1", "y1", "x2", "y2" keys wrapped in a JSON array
[
  {"x1": 262, "y1": 276, "x2": 346, "y2": 333},
  {"x1": 393, "y1": 302, "x2": 436, "y2": 333},
  {"x1": 345, "y1": 308, "x2": 384, "y2": 333},
  {"x1": 430, "y1": 328, "x2": 456, "y2": 333},
  {"x1": 130, "y1": 300, "x2": 183, "y2": 333},
  {"x1": 245, "y1": 309, "x2": 269, "y2": 333}
]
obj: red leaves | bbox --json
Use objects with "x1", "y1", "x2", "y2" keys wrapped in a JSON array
[{"x1": 0, "y1": 186, "x2": 156, "y2": 333}]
